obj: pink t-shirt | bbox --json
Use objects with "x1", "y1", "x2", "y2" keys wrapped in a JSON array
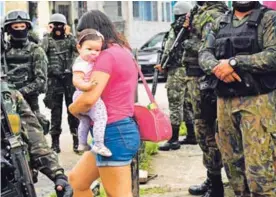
[{"x1": 93, "y1": 44, "x2": 138, "y2": 124}]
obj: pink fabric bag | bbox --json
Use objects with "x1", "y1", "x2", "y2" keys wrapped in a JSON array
[{"x1": 133, "y1": 61, "x2": 172, "y2": 142}]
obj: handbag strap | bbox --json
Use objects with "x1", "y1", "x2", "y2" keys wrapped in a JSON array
[
  {"x1": 133, "y1": 60, "x2": 156, "y2": 103},
  {"x1": 124, "y1": 47, "x2": 156, "y2": 103}
]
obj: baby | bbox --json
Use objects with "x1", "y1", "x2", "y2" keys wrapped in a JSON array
[{"x1": 72, "y1": 29, "x2": 112, "y2": 157}]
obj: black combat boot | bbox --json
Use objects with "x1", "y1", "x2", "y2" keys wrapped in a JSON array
[
  {"x1": 202, "y1": 173, "x2": 224, "y2": 197},
  {"x1": 72, "y1": 135, "x2": 79, "y2": 154},
  {"x1": 51, "y1": 135, "x2": 61, "y2": 153},
  {"x1": 158, "y1": 125, "x2": 181, "y2": 151},
  {"x1": 189, "y1": 171, "x2": 211, "y2": 195},
  {"x1": 180, "y1": 123, "x2": 197, "y2": 145}
]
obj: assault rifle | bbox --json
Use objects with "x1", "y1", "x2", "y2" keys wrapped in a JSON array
[
  {"x1": 161, "y1": 5, "x2": 198, "y2": 70},
  {"x1": 151, "y1": 32, "x2": 169, "y2": 97},
  {"x1": 1, "y1": 100, "x2": 37, "y2": 197}
]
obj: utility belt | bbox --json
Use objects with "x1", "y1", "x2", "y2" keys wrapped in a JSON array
[
  {"x1": 205, "y1": 71, "x2": 276, "y2": 98},
  {"x1": 185, "y1": 64, "x2": 205, "y2": 77}
]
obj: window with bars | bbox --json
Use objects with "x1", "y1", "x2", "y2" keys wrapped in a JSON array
[
  {"x1": 132, "y1": 1, "x2": 158, "y2": 21},
  {"x1": 103, "y1": 1, "x2": 122, "y2": 21},
  {"x1": 162, "y1": 2, "x2": 172, "y2": 22},
  {"x1": 78, "y1": 1, "x2": 87, "y2": 18}
]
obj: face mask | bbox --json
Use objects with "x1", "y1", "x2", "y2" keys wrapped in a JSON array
[
  {"x1": 233, "y1": 1, "x2": 258, "y2": 12},
  {"x1": 52, "y1": 25, "x2": 65, "y2": 39},
  {"x1": 9, "y1": 28, "x2": 28, "y2": 42},
  {"x1": 197, "y1": 1, "x2": 205, "y2": 6}
]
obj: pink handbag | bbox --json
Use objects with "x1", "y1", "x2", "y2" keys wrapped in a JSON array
[{"x1": 133, "y1": 61, "x2": 172, "y2": 142}]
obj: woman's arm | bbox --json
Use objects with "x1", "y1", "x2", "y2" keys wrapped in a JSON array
[
  {"x1": 69, "y1": 71, "x2": 110, "y2": 116},
  {"x1": 73, "y1": 71, "x2": 97, "y2": 92}
]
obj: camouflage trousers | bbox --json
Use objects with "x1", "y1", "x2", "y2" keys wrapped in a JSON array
[
  {"x1": 166, "y1": 67, "x2": 194, "y2": 125},
  {"x1": 185, "y1": 76, "x2": 222, "y2": 174},
  {"x1": 217, "y1": 89, "x2": 276, "y2": 196}
]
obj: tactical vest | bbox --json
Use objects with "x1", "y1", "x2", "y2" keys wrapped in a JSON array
[
  {"x1": 214, "y1": 7, "x2": 276, "y2": 97},
  {"x1": 183, "y1": 10, "x2": 205, "y2": 77},
  {"x1": 5, "y1": 42, "x2": 37, "y2": 90},
  {"x1": 47, "y1": 37, "x2": 74, "y2": 75}
]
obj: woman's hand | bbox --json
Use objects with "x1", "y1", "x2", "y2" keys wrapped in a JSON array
[
  {"x1": 69, "y1": 71, "x2": 110, "y2": 114},
  {"x1": 69, "y1": 104, "x2": 78, "y2": 118}
]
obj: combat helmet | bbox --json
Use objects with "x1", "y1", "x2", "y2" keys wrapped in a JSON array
[
  {"x1": 3, "y1": 10, "x2": 32, "y2": 32},
  {"x1": 49, "y1": 13, "x2": 67, "y2": 25},
  {"x1": 173, "y1": 1, "x2": 193, "y2": 16}
]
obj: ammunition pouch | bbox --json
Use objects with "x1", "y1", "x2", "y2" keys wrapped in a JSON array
[
  {"x1": 186, "y1": 65, "x2": 205, "y2": 77},
  {"x1": 216, "y1": 70, "x2": 276, "y2": 98},
  {"x1": 198, "y1": 76, "x2": 217, "y2": 127}
]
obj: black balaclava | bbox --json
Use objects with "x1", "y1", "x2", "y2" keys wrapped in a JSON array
[
  {"x1": 8, "y1": 24, "x2": 29, "y2": 48},
  {"x1": 51, "y1": 22, "x2": 65, "y2": 40},
  {"x1": 197, "y1": 1, "x2": 205, "y2": 6},
  {"x1": 233, "y1": 1, "x2": 260, "y2": 12},
  {"x1": 174, "y1": 14, "x2": 187, "y2": 35}
]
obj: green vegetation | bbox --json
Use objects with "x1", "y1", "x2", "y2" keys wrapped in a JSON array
[
  {"x1": 140, "y1": 187, "x2": 168, "y2": 195},
  {"x1": 139, "y1": 142, "x2": 159, "y2": 171},
  {"x1": 179, "y1": 121, "x2": 187, "y2": 136}
]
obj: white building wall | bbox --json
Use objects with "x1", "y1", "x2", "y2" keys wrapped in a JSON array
[{"x1": 87, "y1": 1, "x2": 172, "y2": 49}]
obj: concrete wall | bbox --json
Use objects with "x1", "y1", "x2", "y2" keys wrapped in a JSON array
[
  {"x1": 4, "y1": 1, "x2": 28, "y2": 13},
  {"x1": 125, "y1": 1, "x2": 171, "y2": 49},
  {"x1": 86, "y1": 1, "x2": 171, "y2": 49}
]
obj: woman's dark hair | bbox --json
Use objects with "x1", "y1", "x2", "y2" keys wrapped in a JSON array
[
  {"x1": 77, "y1": 10, "x2": 131, "y2": 50},
  {"x1": 77, "y1": 28, "x2": 104, "y2": 46}
]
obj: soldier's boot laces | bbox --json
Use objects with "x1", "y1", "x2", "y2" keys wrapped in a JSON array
[
  {"x1": 158, "y1": 125, "x2": 181, "y2": 151},
  {"x1": 180, "y1": 123, "x2": 197, "y2": 145},
  {"x1": 73, "y1": 135, "x2": 79, "y2": 154},
  {"x1": 202, "y1": 173, "x2": 224, "y2": 197},
  {"x1": 51, "y1": 135, "x2": 61, "y2": 153}
]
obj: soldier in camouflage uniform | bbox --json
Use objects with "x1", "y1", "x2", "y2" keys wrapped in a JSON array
[
  {"x1": 28, "y1": 29, "x2": 40, "y2": 44},
  {"x1": 2, "y1": 10, "x2": 50, "y2": 136},
  {"x1": 157, "y1": 1, "x2": 196, "y2": 152},
  {"x1": 1, "y1": 72, "x2": 73, "y2": 197},
  {"x1": 182, "y1": 2, "x2": 228, "y2": 196},
  {"x1": 41, "y1": 13, "x2": 79, "y2": 154},
  {"x1": 199, "y1": 1, "x2": 276, "y2": 196}
]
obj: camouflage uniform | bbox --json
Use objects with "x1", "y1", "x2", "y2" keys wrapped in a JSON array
[
  {"x1": 164, "y1": 28, "x2": 194, "y2": 127},
  {"x1": 28, "y1": 29, "x2": 40, "y2": 44},
  {"x1": 2, "y1": 39, "x2": 50, "y2": 134},
  {"x1": 1, "y1": 81, "x2": 65, "y2": 182},
  {"x1": 40, "y1": 33, "x2": 79, "y2": 148},
  {"x1": 199, "y1": 6, "x2": 276, "y2": 196},
  {"x1": 183, "y1": 2, "x2": 227, "y2": 175},
  {"x1": 159, "y1": 14, "x2": 196, "y2": 151}
]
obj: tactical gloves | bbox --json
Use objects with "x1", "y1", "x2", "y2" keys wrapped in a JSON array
[{"x1": 54, "y1": 174, "x2": 73, "y2": 197}]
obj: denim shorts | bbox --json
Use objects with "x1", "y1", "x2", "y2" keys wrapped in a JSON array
[{"x1": 90, "y1": 117, "x2": 140, "y2": 167}]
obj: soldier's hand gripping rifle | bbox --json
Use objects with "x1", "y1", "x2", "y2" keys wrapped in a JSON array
[
  {"x1": 161, "y1": 5, "x2": 198, "y2": 70},
  {"x1": 151, "y1": 32, "x2": 169, "y2": 97},
  {"x1": 1, "y1": 100, "x2": 37, "y2": 197}
]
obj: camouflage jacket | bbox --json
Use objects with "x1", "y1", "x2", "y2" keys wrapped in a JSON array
[
  {"x1": 3, "y1": 40, "x2": 47, "y2": 96},
  {"x1": 1, "y1": 82, "x2": 64, "y2": 181},
  {"x1": 199, "y1": 7, "x2": 276, "y2": 75},
  {"x1": 28, "y1": 30, "x2": 40, "y2": 44},
  {"x1": 160, "y1": 15, "x2": 188, "y2": 69},
  {"x1": 182, "y1": 2, "x2": 228, "y2": 69},
  {"x1": 40, "y1": 33, "x2": 77, "y2": 77}
]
